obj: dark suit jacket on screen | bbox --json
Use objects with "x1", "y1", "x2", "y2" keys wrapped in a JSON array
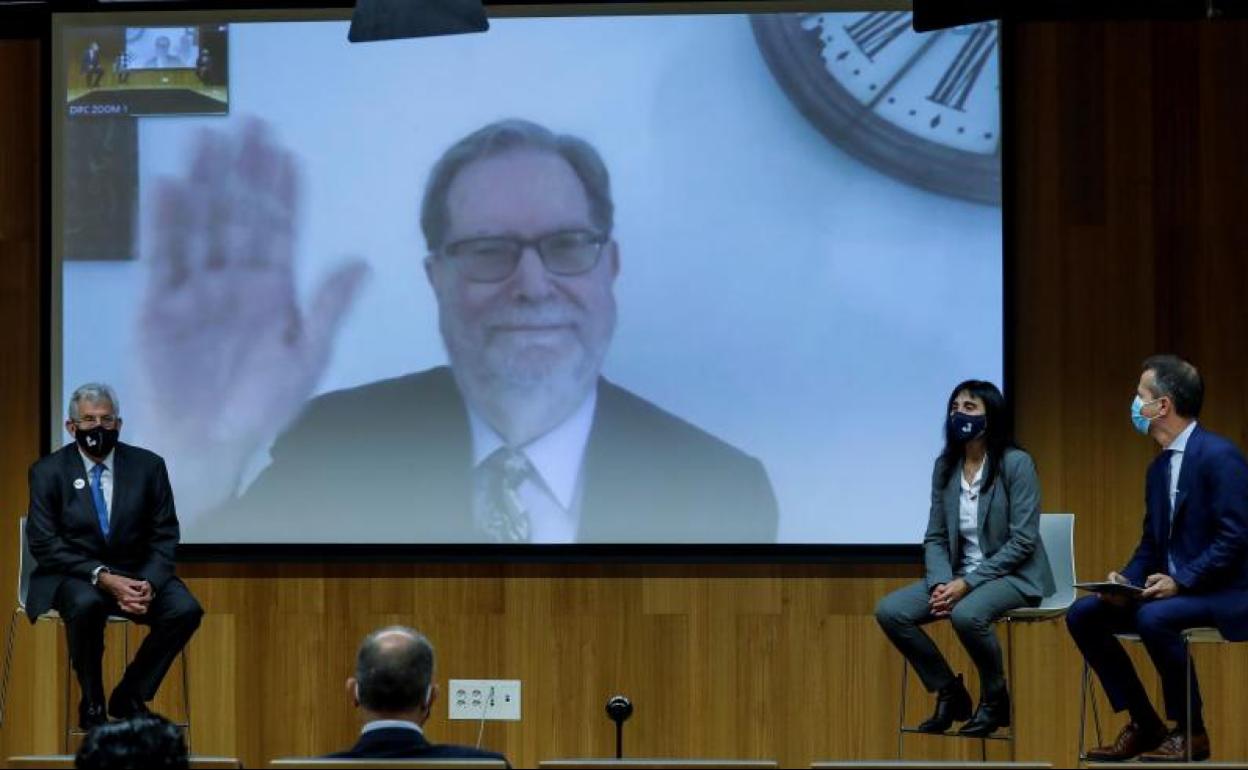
[
  {"x1": 210, "y1": 366, "x2": 778, "y2": 543},
  {"x1": 26, "y1": 442, "x2": 181, "y2": 621},
  {"x1": 1121, "y1": 424, "x2": 1248, "y2": 640},
  {"x1": 326, "y1": 726, "x2": 510, "y2": 765}
]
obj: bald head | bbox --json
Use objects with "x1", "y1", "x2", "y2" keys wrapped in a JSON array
[{"x1": 354, "y1": 626, "x2": 435, "y2": 714}]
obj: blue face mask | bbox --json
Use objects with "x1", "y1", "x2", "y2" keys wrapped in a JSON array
[
  {"x1": 949, "y1": 412, "x2": 987, "y2": 443},
  {"x1": 1131, "y1": 395, "x2": 1160, "y2": 435}
]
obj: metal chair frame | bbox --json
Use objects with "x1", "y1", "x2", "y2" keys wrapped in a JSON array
[
  {"x1": 0, "y1": 517, "x2": 191, "y2": 753},
  {"x1": 1077, "y1": 627, "x2": 1227, "y2": 763},
  {"x1": 897, "y1": 513, "x2": 1077, "y2": 763}
]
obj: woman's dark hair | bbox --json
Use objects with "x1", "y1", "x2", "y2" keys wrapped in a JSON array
[
  {"x1": 936, "y1": 379, "x2": 1017, "y2": 492},
  {"x1": 75, "y1": 713, "x2": 188, "y2": 770}
]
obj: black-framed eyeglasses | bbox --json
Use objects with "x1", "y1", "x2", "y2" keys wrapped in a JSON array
[{"x1": 439, "y1": 229, "x2": 608, "y2": 283}]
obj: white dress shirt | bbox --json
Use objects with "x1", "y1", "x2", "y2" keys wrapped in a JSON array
[
  {"x1": 78, "y1": 445, "x2": 116, "y2": 522},
  {"x1": 361, "y1": 719, "x2": 424, "y2": 735},
  {"x1": 957, "y1": 459, "x2": 985, "y2": 575},
  {"x1": 468, "y1": 390, "x2": 597, "y2": 543},
  {"x1": 1165, "y1": 420, "x2": 1198, "y2": 574}
]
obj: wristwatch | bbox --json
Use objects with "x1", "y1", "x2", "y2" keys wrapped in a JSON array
[{"x1": 91, "y1": 565, "x2": 110, "y2": 585}]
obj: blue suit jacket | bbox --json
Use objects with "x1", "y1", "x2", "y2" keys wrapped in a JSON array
[{"x1": 1122, "y1": 425, "x2": 1248, "y2": 640}]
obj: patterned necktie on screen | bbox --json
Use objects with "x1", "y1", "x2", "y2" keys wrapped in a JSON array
[
  {"x1": 476, "y1": 447, "x2": 534, "y2": 543},
  {"x1": 90, "y1": 462, "x2": 110, "y2": 539}
]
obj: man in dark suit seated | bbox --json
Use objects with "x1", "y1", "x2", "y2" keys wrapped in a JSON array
[
  {"x1": 1067, "y1": 355, "x2": 1248, "y2": 762},
  {"x1": 166, "y1": 118, "x2": 778, "y2": 543},
  {"x1": 328, "y1": 626, "x2": 510, "y2": 765},
  {"x1": 26, "y1": 383, "x2": 204, "y2": 729}
]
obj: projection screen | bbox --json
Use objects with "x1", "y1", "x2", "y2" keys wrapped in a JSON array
[{"x1": 53, "y1": 6, "x2": 1004, "y2": 546}]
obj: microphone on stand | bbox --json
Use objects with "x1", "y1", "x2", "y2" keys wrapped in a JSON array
[{"x1": 605, "y1": 695, "x2": 633, "y2": 759}]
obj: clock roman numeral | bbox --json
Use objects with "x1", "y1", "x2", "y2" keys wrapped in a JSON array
[
  {"x1": 843, "y1": 12, "x2": 913, "y2": 62},
  {"x1": 928, "y1": 23, "x2": 997, "y2": 112}
]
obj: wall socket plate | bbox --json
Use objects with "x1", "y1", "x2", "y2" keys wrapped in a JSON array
[{"x1": 448, "y1": 679, "x2": 521, "y2": 721}]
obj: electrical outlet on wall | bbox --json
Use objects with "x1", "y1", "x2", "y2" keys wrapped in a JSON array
[{"x1": 448, "y1": 679, "x2": 521, "y2": 721}]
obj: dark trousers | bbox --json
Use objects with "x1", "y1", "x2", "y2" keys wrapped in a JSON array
[
  {"x1": 1066, "y1": 594, "x2": 1216, "y2": 726},
  {"x1": 54, "y1": 577, "x2": 203, "y2": 704}
]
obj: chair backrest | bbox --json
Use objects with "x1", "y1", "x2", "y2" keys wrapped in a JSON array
[
  {"x1": 1035, "y1": 512, "x2": 1076, "y2": 611},
  {"x1": 18, "y1": 516, "x2": 36, "y2": 611}
]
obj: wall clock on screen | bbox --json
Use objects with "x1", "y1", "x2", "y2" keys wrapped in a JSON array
[{"x1": 752, "y1": 11, "x2": 1001, "y2": 206}]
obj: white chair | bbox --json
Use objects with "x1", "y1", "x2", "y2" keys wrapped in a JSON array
[
  {"x1": 0, "y1": 517, "x2": 191, "y2": 752},
  {"x1": 898, "y1": 512, "x2": 1077, "y2": 761}
]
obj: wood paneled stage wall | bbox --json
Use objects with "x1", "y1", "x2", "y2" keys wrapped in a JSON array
[{"x1": 3, "y1": 18, "x2": 1248, "y2": 768}]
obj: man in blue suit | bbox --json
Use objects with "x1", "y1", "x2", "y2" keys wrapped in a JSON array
[
  {"x1": 1068, "y1": 355, "x2": 1248, "y2": 762},
  {"x1": 327, "y1": 626, "x2": 510, "y2": 766}
]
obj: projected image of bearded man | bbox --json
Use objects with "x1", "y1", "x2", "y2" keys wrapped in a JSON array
[
  {"x1": 142, "y1": 118, "x2": 778, "y2": 543},
  {"x1": 427, "y1": 142, "x2": 616, "y2": 452}
]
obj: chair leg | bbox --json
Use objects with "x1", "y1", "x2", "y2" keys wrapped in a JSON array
[
  {"x1": 1006, "y1": 620, "x2": 1017, "y2": 761},
  {"x1": 1077, "y1": 659, "x2": 1089, "y2": 761},
  {"x1": 0, "y1": 607, "x2": 20, "y2": 727},
  {"x1": 1185, "y1": 636, "x2": 1192, "y2": 762},
  {"x1": 181, "y1": 645, "x2": 192, "y2": 753},
  {"x1": 63, "y1": 623, "x2": 72, "y2": 755},
  {"x1": 897, "y1": 657, "x2": 909, "y2": 759}
]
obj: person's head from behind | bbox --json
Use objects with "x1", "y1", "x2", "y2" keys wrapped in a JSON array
[
  {"x1": 66, "y1": 382, "x2": 123, "y2": 461},
  {"x1": 75, "y1": 713, "x2": 187, "y2": 770},
  {"x1": 421, "y1": 119, "x2": 620, "y2": 444},
  {"x1": 347, "y1": 626, "x2": 438, "y2": 724},
  {"x1": 1134, "y1": 353, "x2": 1202, "y2": 441},
  {"x1": 155, "y1": 36, "x2": 171, "y2": 54}
]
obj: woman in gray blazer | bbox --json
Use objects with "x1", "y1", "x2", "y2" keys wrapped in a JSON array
[{"x1": 876, "y1": 380, "x2": 1054, "y2": 738}]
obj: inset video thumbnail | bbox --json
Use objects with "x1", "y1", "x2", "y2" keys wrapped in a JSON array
[{"x1": 66, "y1": 24, "x2": 229, "y2": 118}]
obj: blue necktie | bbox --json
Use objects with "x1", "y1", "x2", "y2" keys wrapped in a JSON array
[
  {"x1": 1161, "y1": 450, "x2": 1177, "y2": 574},
  {"x1": 90, "y1": 462, "x2": 110, "y2": 539}
]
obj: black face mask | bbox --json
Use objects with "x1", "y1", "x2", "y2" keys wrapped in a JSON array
[
  {"x1": 948, "y1": 412, "x2": 987, "y2": 443},
  {"x1": 75, "y1": 425, "x2": 119, "y2": 458}
]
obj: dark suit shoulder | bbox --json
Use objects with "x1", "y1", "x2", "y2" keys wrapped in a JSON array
[
  {"x1": 32, "y1": 442, "x2": 164, "y2": 475},
  {"x1": 1195, "y1": 426, "x2": 1247, "y2": 462},
  {"x1": 596, "y1": 379, "x2": 763, "y2": 465},
  {"x1": 421, "y1": 743, "x2": 510, "y2": 762},
  {"x1": 279, "y1": 367, "x2": 460, "y2": 442},
  {"x1": 305, "y1": 368, "x2": 455, "y2": 415},
  {"x1": 115, "y1": 442, "x2": 165, "y2": 469},
  {"x1": 30, "y1": 443, "x2": 80, "y2": 476},
  {"x1": 327, "y1": 728, "x2": 508, "y2": 764}
]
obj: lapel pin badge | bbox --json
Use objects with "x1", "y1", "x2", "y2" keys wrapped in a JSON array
[{"x1": 73, "y1": 478, "x2": 86, "y2": 490}]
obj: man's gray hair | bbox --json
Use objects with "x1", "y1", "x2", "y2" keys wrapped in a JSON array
[
  {"x1": 420, "y1": 118, "x2": 614, "y2": 252},
  {"x1": 68, "y1": 383, "x2": 121, "y2": 422},
  {"x1": 355, "y1": 626, "x2": 435, "y2": 713}
]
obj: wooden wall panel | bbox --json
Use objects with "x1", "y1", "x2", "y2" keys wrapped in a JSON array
[
  {"x1": 0, "y1": 38, "x2": 45, "y2": 763},
  {"x1": 4, "y1": 17, "x2": 1248, "y2": 770}
]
